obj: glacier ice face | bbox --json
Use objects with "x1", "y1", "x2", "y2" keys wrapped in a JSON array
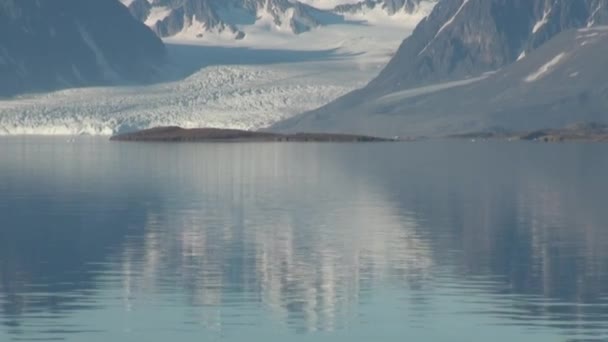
[{"x1": 0, "y1": 45, "x2": 379, "y2": 136}]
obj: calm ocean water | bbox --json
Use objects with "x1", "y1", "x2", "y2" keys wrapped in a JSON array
[{"x1": 1, "y1": 137, "x2": 607, "y2": 342}]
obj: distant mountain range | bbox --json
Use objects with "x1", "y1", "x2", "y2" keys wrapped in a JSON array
[
  {"x1": 333, "y1": 0, "x2": 430, "y2": 15},
  {"x1": 0, "y1": 0, "x2": 166, "y2": 97},
  {"x1": 122, "y1": 0, "x2": 436, "y2": 40},
  {"x1": 276, "y1": 0, "x2": 608, "y2": 137}
]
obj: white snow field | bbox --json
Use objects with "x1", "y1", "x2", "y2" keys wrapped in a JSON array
[{"x1": 0, "y1": 7, "x2": 430, "y2": 136}]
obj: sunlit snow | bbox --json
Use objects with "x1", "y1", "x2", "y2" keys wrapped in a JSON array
[
  {"x1": 299, "y1": 0, "x2": 361, "y2": 9},
  {"x1": 524, "y1": 53, "x2": 567, "y2": 83},
  {"x1": 517, "y1": 50, "x2": 526, "y2": 61},
  {"x1": 145, "y1": 7, "x2": 173, "y2": 27},
  {"x1": 418, "y1": 0, "x2": 469, "y2": 55},
  {"x1": 532, "y1": 8, "x2": 551, "y2": 34}
]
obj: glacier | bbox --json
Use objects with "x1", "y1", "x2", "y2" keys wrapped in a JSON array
[{"x1": 0, "y1": 8, "x2": 428, "y2": 136}]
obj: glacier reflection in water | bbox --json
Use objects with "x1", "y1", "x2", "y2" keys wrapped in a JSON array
[{"x1": 0, "y1": 138, "x2": 607, "y2": 341}]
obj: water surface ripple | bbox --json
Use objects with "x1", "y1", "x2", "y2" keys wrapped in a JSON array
[{"x1": 1, "y1": 138, "x2": 607, "y2": 341}]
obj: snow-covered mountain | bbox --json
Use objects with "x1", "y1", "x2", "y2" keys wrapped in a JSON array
[
  {"x1": 122, "y1": 0, "x2": 437, "y2": 40},
  {"x1": 0, "y1": 0, "x2": 166, "y2": 97},
  {"x1": 275, "y1": 0, "x2": 608, "y2": 137},
  {"x1": 370, "y1": 0, "x2": 608, "y2": 92},
  {"x1": 334, "y1": 0, "x2": 435, "y2": 16}
]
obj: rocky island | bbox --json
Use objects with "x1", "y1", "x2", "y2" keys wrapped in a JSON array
[{"x1": 110, "y1": 126, "x2": 395, "y2": 143}]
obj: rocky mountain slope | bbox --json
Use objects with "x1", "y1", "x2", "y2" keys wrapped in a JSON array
[
  {"x1": 370, "y1": 0, "x2": 608, "y2": 92},
  {"x1": 275, "y1": 0, "x2": 608, "y2": 137},
  {"x1": 122, "y1": 0, "x2": 437, "y2": 40},
  {"x1": 0, "y1": 0, "x2": 167, "y2": 97}
]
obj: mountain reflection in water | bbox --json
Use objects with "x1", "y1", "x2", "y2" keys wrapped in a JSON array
[{"x1": 0, "y1": 138, "x2": 607, "y2": 341}]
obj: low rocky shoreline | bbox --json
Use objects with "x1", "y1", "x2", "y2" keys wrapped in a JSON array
[
  {"x1": 449, "y1": 123, "x2": 608, "y2": 143},
  {"x1": 110, "y1": 126, "x2": 395, "y2": 143},
  {"x1": 109, "y1": 124, "x2": 608, "y2": 144}
]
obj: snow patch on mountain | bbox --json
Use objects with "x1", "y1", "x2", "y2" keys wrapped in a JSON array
[
  {"x1": 587, "y1": 3, "x2": 604, "y2": 27},
  {"x1": 533, "y1": 8, "x2": 551, "y2": 34},
  {"x1": 377, "y1": 73, "x2": 490, "y2": 105},
  {"x1": 145, "y1": 6, "x2": 173, "y2": 27},
  {"x1": 338, "y1": 1, "x2": 434, "y2": 26},
  {"x1": 435, "y1": 0, "x2": 469, "y2": 38},
  {"x1": 418, "y1": 0, "x2": 469, "y2": 56},
  {"x1": 120, "y1": 0, "x2": 136, "y2": 6},
  {"x1": 517, "y1": 51, "x2": 526, "y2": 61},
  {"x1": 525, "y1": 53, "x2": 567, "y2": 82}
]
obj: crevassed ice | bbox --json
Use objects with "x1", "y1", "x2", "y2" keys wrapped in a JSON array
[{"x1": 0, "y1": 65, "x2": 364, "y2": 136}]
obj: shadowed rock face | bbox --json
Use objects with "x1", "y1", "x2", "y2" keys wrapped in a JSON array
[
  {"x1": 128, "y1": 0, "x2": 152, "y2": 21},
  {"x1": 0, "y1": 0, "x2": 166, "y2": 97}
]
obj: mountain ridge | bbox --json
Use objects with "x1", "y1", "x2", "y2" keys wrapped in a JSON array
[{"x1": 370, "y1": 0, "x2": 608, "y2": 93}]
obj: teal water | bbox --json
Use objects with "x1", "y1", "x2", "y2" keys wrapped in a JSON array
[{"x1": 1, "y1": 137, "x2": 607, "y2": 342}]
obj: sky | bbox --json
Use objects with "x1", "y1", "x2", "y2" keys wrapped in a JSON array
[{"x1": 298, "y1": 0, "x2": 362, "y2": 9}]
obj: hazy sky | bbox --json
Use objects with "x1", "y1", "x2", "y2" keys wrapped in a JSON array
[{"x1": 298, "y1": 0, "x2": 361, "y2": 9}]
